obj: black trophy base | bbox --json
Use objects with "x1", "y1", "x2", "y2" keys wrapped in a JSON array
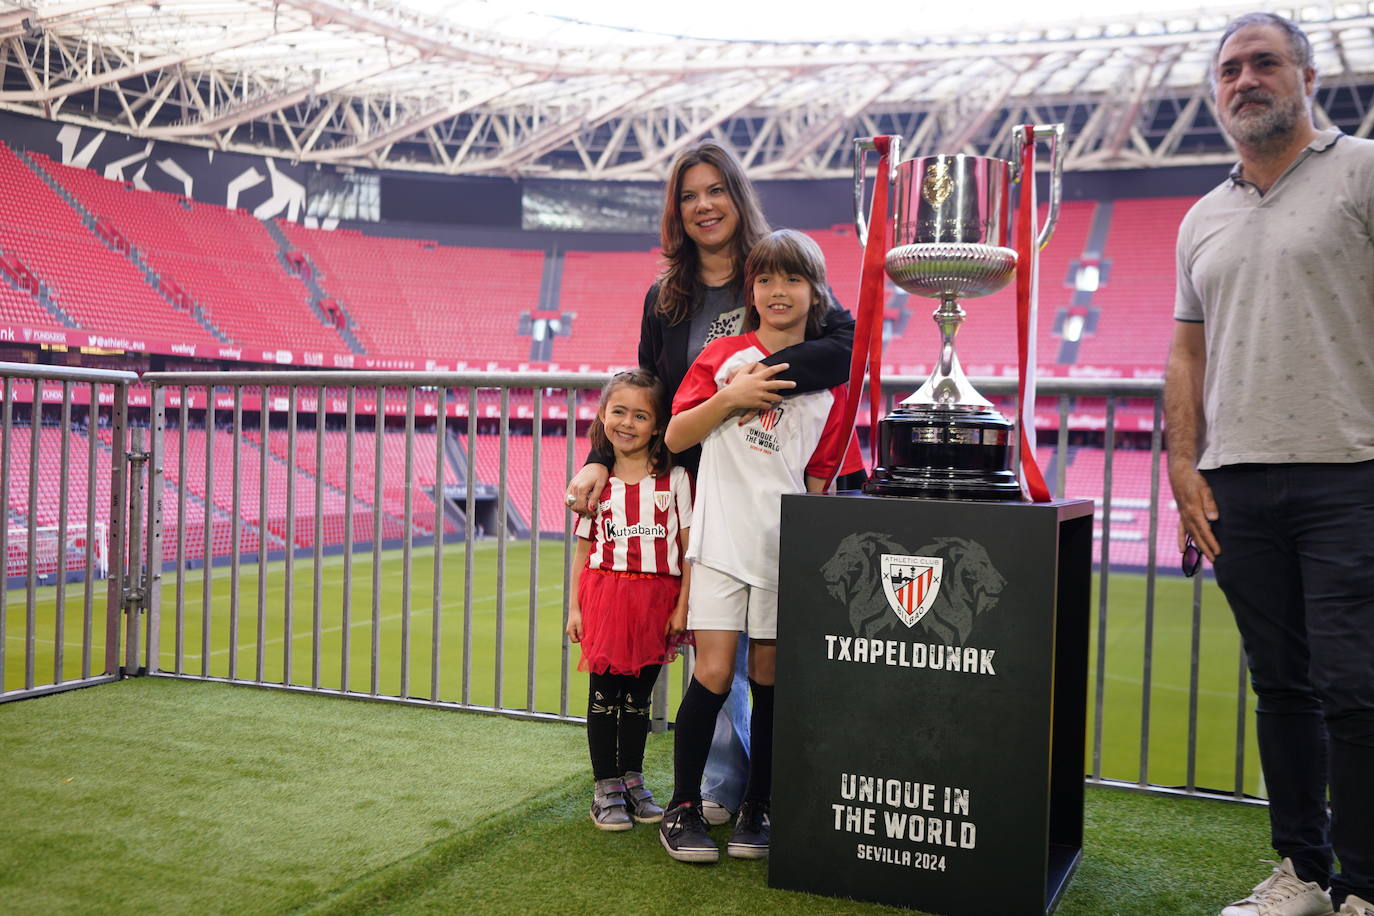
[{"x1": 864, "y1": 405, "x2": 1023, "y2": 501}]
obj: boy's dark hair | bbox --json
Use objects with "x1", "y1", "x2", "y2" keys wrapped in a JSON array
[
  {"x1": 743, "y1": 229, "x2": 828, "y2": 340},
  {"x1": 588, "y1": 368, "x2": 671, "y2": 476}
]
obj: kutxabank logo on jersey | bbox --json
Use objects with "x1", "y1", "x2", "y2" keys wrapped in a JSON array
[{"x1": 880, "y1": 555, "x2": 943, "y2": 628}]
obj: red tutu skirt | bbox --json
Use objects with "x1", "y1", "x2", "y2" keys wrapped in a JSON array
[{"x1": 577, "y1": 568, "x2": 689, "y2": 676}]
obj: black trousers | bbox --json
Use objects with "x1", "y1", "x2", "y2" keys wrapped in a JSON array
[{"x1": 1204, "y1": 460, "x2": 1374, "y2": 902}]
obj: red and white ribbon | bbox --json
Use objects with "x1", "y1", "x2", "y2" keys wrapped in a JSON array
[
  {"x1": 1014, "y1": 125, "x2": 1052, "y2": 502},
  {"x1": 827, "y1": 136, "x2": 893, "y2": 490}
]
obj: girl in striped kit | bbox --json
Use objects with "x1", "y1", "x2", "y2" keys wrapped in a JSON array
[{"x1": 567, "y1": 368, "x2": 693, "y2": 831}]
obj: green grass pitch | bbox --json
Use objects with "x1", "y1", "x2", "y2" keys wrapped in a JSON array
[{"x1": 4, "y1": 540, "x2": 1259, "y2": 796}]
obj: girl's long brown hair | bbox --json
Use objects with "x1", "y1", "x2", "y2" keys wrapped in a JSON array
[
  {"x1": 655, "y1": 142, "x2": 769, "y2": 326},
  {"x1": 588, "y1": 369, "x2": 672, "y2": 476}
]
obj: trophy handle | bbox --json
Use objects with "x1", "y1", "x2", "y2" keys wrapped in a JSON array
[
  {"x1": 851, "y1": 136, "x2": 901, "y2": 248},
  {"x1": 1010, "y1": 124, "x2": 1065, "y2": 251}
]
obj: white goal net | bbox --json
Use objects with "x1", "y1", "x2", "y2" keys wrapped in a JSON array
[{"x1": 4, "y1": 523, "x2": 110, "y2": 581}]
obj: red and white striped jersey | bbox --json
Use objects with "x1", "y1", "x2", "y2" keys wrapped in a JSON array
[{"x1": 574, "y1": 466, "x2": 692, "y2": 575}]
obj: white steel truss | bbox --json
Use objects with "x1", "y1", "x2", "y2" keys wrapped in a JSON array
[{"x1": 6, "y1": 0, "x2": 1374, "y2": 178}]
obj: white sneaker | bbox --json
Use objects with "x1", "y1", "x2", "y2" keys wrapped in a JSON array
[
  {"x1": 1337, "y1": 895, "x2": 1374, "y2": 916},
  {"x1": 700, "y1": 799, "x2": 733, "y2": 827},
  {"x1": 1220, "y1": 859, "x2": 1331, "y2": 916}
]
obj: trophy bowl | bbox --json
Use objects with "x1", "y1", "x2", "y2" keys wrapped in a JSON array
[{"x1": 885, "y1": 242, "x2": 1018, "y2": 301}]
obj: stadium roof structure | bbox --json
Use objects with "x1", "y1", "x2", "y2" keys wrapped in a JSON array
[{"x1": 6, "y1": 0, "x2": 1374, "y2": 179}]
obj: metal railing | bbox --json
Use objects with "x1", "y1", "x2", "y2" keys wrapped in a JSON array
[
  {"x1": 132, "y1": 370, "x2": 594, "y2": 724},
  {"x1": 1, "y1": 361, "x2": 136, "y2": 702},
  {"x1": 3, "y1": 365, "x2": 1259, "y2": 804}
]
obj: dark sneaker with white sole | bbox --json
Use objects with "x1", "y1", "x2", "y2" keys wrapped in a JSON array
[
  {"x1": 727, "y1": 800, "x2": 770, "y2": 859},
  {"x1": 659, "y1": 803, "x2": 718, "y2": 863}
]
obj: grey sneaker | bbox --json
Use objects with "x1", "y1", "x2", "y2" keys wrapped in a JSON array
[
  {"x1": 590, "y1": 778, "x2": 633, "y2": 832},
  {"x1": 1337, "y1": 895, "x2": 1374, "y2": 916},
  {"x1": 659, "y1": 803, "x2": 718, "y2": 863},
  {"x1": 700, "y1": 798, "x2": 733, "y2": 826},
  {"x1": 726, "y1": 799, "x2": 770, "y2": 859},
  {"x1": 622, "y1": 771, "x2": 664, "y2": 823},
  {"x1": 1220, "y1": 859, "x2": 1331, "y2": 916}
]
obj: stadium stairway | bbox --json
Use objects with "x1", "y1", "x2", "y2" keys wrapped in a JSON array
[
  {"x1": 262, "y1": 220, "x2": 365, "y2": 355},
  {"x1": 2, "y1": 142, "x2": 213, "y2": 342},
  {"x1": 15, "y1": 150, "x2": 232, "y2": 345},
  {"x1": 437, "y1": 428, "x2": 485, "y2": 534},
  {"x1": 1076, "y1": 197, "x2": 1194, "y2": 371},
  {"x1": 79, "y1": 427, "x2": 239, "y2": 564},
  {"x1": 0, "y1": 258, "x2": 66, "y2": 329},
  {"x1": 277, "y1": 223, "x2": 545, "y2": 365},
  {"x1": 556, "y1": 249, "x2": 656, "y2": 368},
  {"x1": 37, "y1": 155, "x2": 341, "y2": 356},
  {"x1": 32, "y1": 275, "x2": 79, "y2": 329},
  {"x1": 1049, "y1": 201, "x2": 1113, "y2": 365},
  {"x1": 97, "y1": 428, "x2": 283, "y2": 559},
  {"x1": 249, "y1": 429, "x2": 441, "y2": 542}
]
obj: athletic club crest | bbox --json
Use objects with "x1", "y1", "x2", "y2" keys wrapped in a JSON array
[
  {"x1": 879, "y1": 554, "x2": 944, "y2": 628},
  {"x1": 653, "y1": 490, "x2": 672, "y2": 512},
  {"x1": 758, "y1": 405, "x2": 784, "y2": 431}
]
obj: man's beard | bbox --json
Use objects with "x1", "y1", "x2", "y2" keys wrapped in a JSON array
[{"x1": 1223, "y1": 89, "x2": 1306, "y2": 148}]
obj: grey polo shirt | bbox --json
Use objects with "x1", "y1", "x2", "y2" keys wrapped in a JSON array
[{"x1": 1175, "y1": 128, "x2": 1374, "y2": 469}]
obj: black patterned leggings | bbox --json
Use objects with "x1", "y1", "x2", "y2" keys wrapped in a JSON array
[{"x1": 587, "y1": 665, "x2": 662, "y2": 781}]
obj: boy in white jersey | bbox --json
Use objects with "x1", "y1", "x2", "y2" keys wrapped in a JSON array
[{"x1": 658, "y1": 230, "x2": 848, "y2": 863}]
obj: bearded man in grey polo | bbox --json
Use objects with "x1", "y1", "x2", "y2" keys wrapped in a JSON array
[{"x1": 1166, "y1": 11, "x2": 1374, "y2": 916}]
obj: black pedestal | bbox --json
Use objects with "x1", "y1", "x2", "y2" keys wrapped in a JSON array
[{"x1": 769, "y1": 494, "x2": 1093, "y2": 916}]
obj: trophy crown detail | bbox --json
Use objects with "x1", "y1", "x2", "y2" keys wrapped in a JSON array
[{"x1": 921, "y1": 162, "x2": 955, "y2": 208}]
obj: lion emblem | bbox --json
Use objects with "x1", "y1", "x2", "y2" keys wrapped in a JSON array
[{"x1": 821, "y1": 532, "x2": 1005, "y2": 643}]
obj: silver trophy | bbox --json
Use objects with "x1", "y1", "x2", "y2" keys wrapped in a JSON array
[{"x1": 853, "y1": 124, "x2": 1064, "y2": 499}]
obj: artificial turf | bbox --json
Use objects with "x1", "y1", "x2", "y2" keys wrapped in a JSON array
[
  {"x1": 2, "y1": 677, "x2": 1272, "y2": 915},
  {"x1": 0, "y1": 678, "x2": 588, "y2": 915}
]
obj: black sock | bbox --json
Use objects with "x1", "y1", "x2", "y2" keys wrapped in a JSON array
[
  {"x1": 586, "y1": 672, "x2": 623, "y2": 781},
  {"x1": 617, "y1": 665, "x2": 661, "y2": 775},
  {"x1": 669, "y1": 676, "x2": 729, "y2": 809},
  {"x1": 742, "y1": 679, "x2": 775, "y2": 805}
]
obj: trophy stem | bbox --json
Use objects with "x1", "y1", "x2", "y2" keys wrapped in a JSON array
[
  {"x1": 935, "y1": 298, "x2": 963, "y2": 383},
  {"x1": 902, "y1": 296, "x2": 994, "y2": 410}
]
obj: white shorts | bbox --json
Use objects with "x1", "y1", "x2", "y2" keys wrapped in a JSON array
[{"x1": 687, "y1": 563, "x2": 777, "y2": 639}]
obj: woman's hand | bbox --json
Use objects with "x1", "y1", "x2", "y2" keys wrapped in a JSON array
[
  {"x1": 566, "y1": 608, "x2": 584, "y2": 643},
  {"x1": 566, "y1": 464, "x2": 609, "y2": 518}
]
